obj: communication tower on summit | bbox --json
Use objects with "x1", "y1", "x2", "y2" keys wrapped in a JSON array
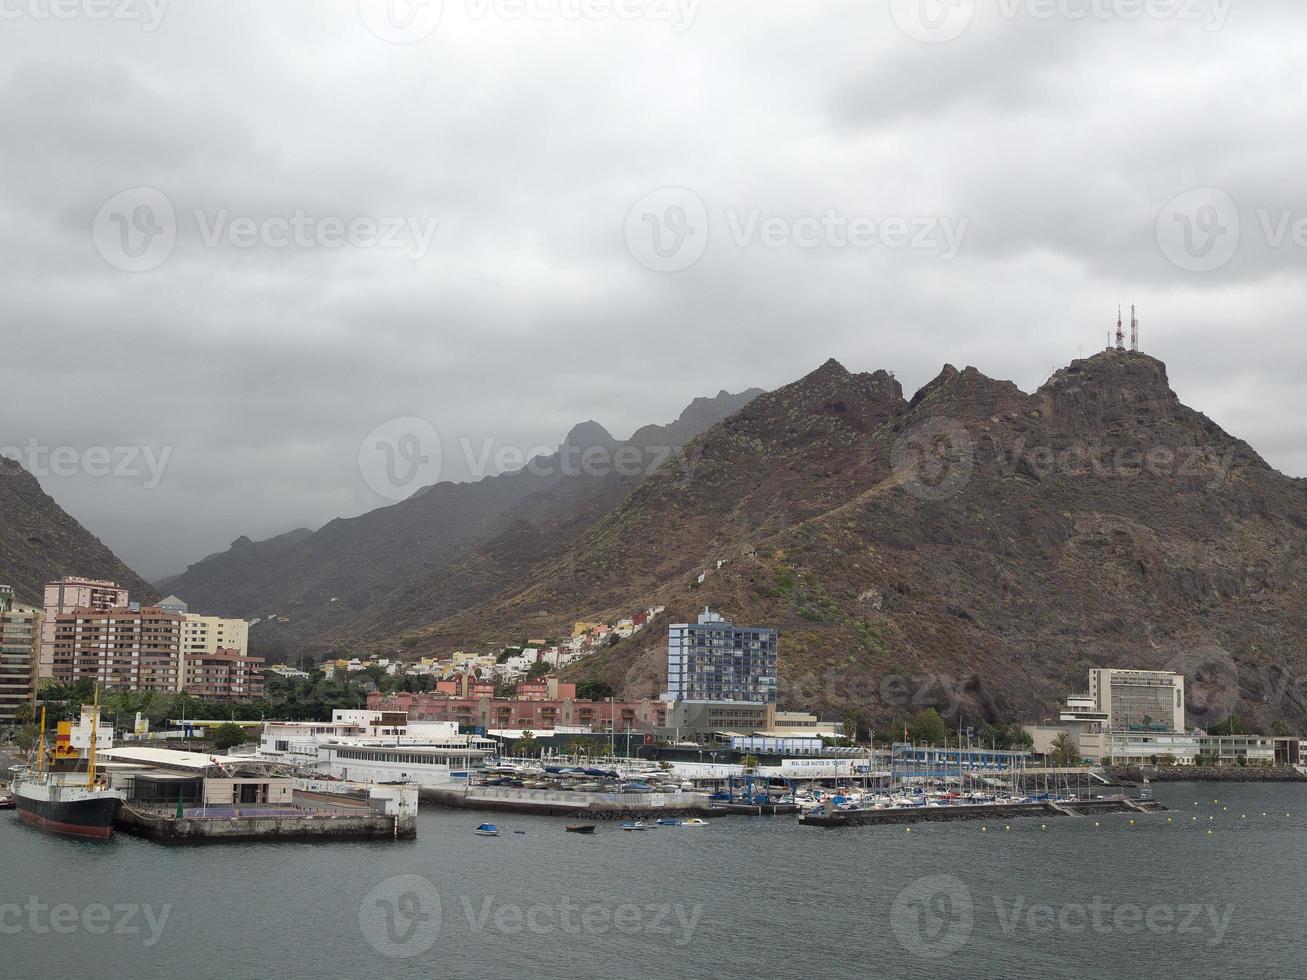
[
  {"x1": 1130, "y1": 304, "x2": 1140, "y2": 352},
  {"x1": 1115, "y1": 307, "x2": 1125, "y2": 350}
]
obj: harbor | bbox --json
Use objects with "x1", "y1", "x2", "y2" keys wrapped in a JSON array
[{"x1": 3, "y1": 782, "x2": 1302, "y2": 979}]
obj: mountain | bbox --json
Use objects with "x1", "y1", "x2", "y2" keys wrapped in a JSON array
[
  {"x1": 388, "y1": 350, "x2": 1307, "y2": 731},
  {"x1": 0, "y1": 458, "x2": 155, "y2": 604},
  {"x1": 162, "y1": 388, "x2": 764, "y2": 647}
]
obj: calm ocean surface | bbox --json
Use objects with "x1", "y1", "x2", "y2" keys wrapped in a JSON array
[{"x1": 2, "y1": 782, "x2": 1303, "y2": 979}]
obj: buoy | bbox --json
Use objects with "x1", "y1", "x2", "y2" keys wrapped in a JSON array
[
  {"x1": 1040, "y1": 824, "x2": 1047, "y2": 830},
  {"x1": 1241, "y1": 815, "x2": 1246, "y2": 819},
  {"x1": 1094, "y1": 821, "x2": 1100, "y2": 827},
  {"x1": 981, "y1": 826, "x2": 988, "y2": 832},
  {"x1": 1167, "y1": 817, "x2": 1172, "y2": 823},
  {"x1": 1222, "y1": 807, "x2": 1228, "y2": 812},
  {"x1": 1004, "y1": 825, "x2": 1011, "y2": 832},
  {"x1": 1207, "y1": 829, "x2": 1213, "y2": 835},
  {"x1": 1191, "y1": 816, "x2": 1197, "y2": 821},
  {"x1": 905, "y1": 827, "x2": 912, "y2": 833},
  {"x1": 1128, "y1": 819, "x2": 1135, "y2": 825}
]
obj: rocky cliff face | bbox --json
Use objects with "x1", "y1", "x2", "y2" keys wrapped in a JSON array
[
  {"x1": 0, "y1": 459, "x2": 155, "y2": 604},
  {"x1": 397, "y1": 350, "x2": 1307, "y2": 731}
]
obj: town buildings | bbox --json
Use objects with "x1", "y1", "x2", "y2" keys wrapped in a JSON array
[
  {"x1": 40, "y1": 577, "x2": 259, "y2": 699},
  {"x1": 0, "y1": 586, "x2": 40, "y2": 727},
  {"x1": 50, "y1": 605, "x2": 184, "y2": 693},
  {"x1": 182, "y1": 647, "x2": 265, "y2": 699},
  {"x1": 370, "y1": 689, "x2": 668, "y2": 734},
  {"x1": 1027, "y1": 666, "x2": 1297, "y2": 766},
  {"x1": 39, "y1": 576, "x2": 129, "y2": 679},
  {"x1": 663, "y1": 608, "x2": 778, "y2": 703}
]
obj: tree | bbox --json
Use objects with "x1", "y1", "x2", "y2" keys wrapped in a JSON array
[
  {"x1": 1050, "y1": 732, "x2": 1079, "y2": 767},
  {"x1": 1207, "y1": 715, "x2": 1249, "y2": 736},
  {"x1": 739, "y1": 754, "x2": 759, "y2": 773},
  {"x1": 908, "y1": 708, "x2": 948, "y2": 746},
  {"x1": 843, "y1": 711, "x2": 862, "y2": 742},
  {"x1": 576, "y1": 681, "x2": 615, "y2": 701},
  {"x1": 512, "y1": 731, "x2": 538, "y2": 757},
  {"x1": 211, "y1": 723, "x2": 248, "y2": 752}
]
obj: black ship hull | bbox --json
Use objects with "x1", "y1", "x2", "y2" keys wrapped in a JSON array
[{"x1": 14, "y1": 792, "x2": 122, "y2": 840}]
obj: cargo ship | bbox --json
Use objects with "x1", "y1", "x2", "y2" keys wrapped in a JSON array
[{"x1": 12, "y1": 695, "x2": 124, "y2": 840}]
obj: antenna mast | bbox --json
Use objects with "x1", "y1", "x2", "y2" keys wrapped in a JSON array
[
  {"x1": 1130, "y1": 305, "x2": 1139, "y2": 352},
  {"x1": 1115, "y1": 307, "x2": 1125, "y2": 350}
]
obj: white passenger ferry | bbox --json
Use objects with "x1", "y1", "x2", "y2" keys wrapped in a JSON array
[{"x1": 256, "y1": 710, "x2": 498, "y2": 787}]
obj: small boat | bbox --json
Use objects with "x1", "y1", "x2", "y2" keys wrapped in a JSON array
[
  {"x1": 655, "y1": 818, "x2": 683, "y2": 826},
  {"x1": 619, "y1": 821, "x2": 649, "y2": 831},
  {"x1": 681, "y1": 818, "x2": 708, "y2": 826},
  {"x1": 574, "y1": 782, "x2": 601, "y2": 792},
  {"x1": 475, "y1": 823, "x2": 499, "y2": 836},
  {"x1": 0, "y1": 795, "x2": 15, "y2": 810},
  {"x1": 565, "y1": 823, "x2": 596, "y2": 834}
]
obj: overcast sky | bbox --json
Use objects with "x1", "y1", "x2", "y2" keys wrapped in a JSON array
[{"x1": 2, "y1": 0, "x2": 1305, "y2": 580}]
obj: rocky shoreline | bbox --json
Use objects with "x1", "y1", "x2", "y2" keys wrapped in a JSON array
[{"x1": 1110, "y1": 765, "x2": 1307, "y2": 783}]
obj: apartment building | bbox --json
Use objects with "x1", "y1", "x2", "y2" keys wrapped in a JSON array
[
  {"x1": 0, "y1": 586, "x2": 40, "y2": 726},
  {"x1": 663, "y1": 608, "x2": 778, "y2": 704},
  {"x1": 183, "y1": 647, "x2": 265, "y2": 699},
  {"x1": 180, "y1": 614, "x2": 250, "y2": 659},
  {"x1": 39, "y1": 577, "x2": 130, "y2": 679},
  {"x1": 50, "y1": 605, "x2": 184, "y2": 693}
]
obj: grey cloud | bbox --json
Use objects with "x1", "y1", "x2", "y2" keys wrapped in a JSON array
[{"x1": 0, "y1": 1, "x2": 1304, "y2": 580}]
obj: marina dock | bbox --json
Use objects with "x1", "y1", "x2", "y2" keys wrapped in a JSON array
[
  {"x1": 422, "y1": 783, "x2": 716, "y2": 820},
  {"x1": 799, "y1": 796, "x2": 1165, "y2": 828}
]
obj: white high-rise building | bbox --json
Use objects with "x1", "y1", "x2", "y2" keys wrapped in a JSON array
[{"x1": 1089, "y1": 668, "x2": 1185, "y2": 733}]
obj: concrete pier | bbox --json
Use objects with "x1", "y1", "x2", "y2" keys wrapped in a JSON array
[{"x1": 115, "y1": 785, "x2": 419, "y2": 842}]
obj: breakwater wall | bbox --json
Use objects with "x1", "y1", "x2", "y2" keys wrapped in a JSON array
[
  {"x1": 799, "y1": 797, "x2": 1164, "y2": 828},
  {"x1": 1110, "y1": 765, "x2": 1307, "y2": 783}
]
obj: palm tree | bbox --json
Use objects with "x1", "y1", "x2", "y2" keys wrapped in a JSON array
[{"x1": 1050, "y1": 732, "x2": 1078, "y2": 767}]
